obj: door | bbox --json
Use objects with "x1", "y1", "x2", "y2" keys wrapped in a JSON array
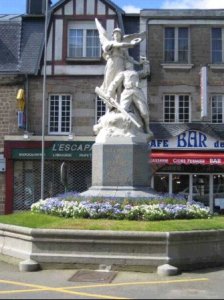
[
  {"x1": 213, "y1": 175, "x2": 224, "y2": 211},
  {"x1": 192, "y1": 174, "x2": 210, "y2": 206}
]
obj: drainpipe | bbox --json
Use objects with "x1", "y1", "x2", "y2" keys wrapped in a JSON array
[{"x1": 25, "y1": 74, "x2": 29, "y2": 132}]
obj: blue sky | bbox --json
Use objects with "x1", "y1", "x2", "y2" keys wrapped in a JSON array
[{"x1": 1, "y1": 0, "x2": 224, "y2": 14}]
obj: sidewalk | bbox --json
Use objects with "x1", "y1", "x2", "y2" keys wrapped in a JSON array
[{"x1": 0, "y1": 257, "x2": 223, "y2": 299}]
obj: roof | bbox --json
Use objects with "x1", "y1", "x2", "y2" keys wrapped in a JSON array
[
  {"x1": 0, "y1": 14, "x2": 22, "y2": 21},
  {"x1": 20, "y1": 18, "x2": 45, "y2": 74},
  {"x1": 141, "y1": 9, "x2": 224, "y2": 18},
  {"x1": 51, "y1": 0, "x2": 125, "y2": 31},
  {"x1": 0, "y1": 15, "x2": 45, "y2": 75},
  {"x1": 51, "y1": 0, "x2": 124, "y2": 14},
  {"x1": 0, "y1": 0, "x2": 125, "y2": 75},
  {"x1": 150, "y1": 123, "x2": 224, "y2": 140},
  {"x1": 0, "y1": 20, "x2": 21, "y2": 73}
]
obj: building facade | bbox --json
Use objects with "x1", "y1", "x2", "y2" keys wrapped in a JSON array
[
  {"x1": 140, "y1": 9, "x2": 224, "y2": 210},
  {"x1": 3, "y1": 0, "x2": 137, "y2": 214},
  {"x1": 2, "y1": 1, "x2": 224, "y2": 214}
]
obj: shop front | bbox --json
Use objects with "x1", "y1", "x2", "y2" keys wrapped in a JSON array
[
  {"x1": 150, "y1": 129, "x2": 224, "y2": 212},
  {"x1": 4, "y1": 138, "x2": 94, "y2": 214},
  {"x1": 4, "y1": 129, "x2": 224, "y2": 214}
]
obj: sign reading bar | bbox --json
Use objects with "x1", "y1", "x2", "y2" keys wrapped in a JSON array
[
  {"x1": 149, "y1": 130, "x2": 224, "y2": 150},
  {"x1": 12, "y1": 141, "x2": 94, "y2": 160}
]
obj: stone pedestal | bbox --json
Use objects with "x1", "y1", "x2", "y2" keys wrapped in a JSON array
[{"x1": 81, "y1": 137, "x2": 159, "y2": 198}]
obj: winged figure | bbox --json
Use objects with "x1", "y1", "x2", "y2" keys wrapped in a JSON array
[
  {"x1": 95, "y1": 18, "x2": 146, "y2": 51},
  {"x1": 95, "y1": 18, "x2": 146, "y2": 95}
]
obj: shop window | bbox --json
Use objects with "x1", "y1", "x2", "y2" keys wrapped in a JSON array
[
  {"x1": 154, "y1": 174, "x2": 169, "y2": 194},
  {"x1": 164, "y1": 27, "x2": 189, "y2": 63},
  {"x1": 192, "y1": 175, "x2": 209, "y2": 206},
  {"x1": 212, "y1": 28, "x2": 224, "y2": 64},
  {"x1": 172, "y1": 174, "x2": 189, "y2": 197},
  {"x1": 95, "y1": 96, "x2": 106, "y2": 122},
  {"x1": 48, "y1": 94, "x2": 72, "y2": 135},
  {"x1": 14, "y1": 161, "x2": 36, "y2": 211},
  {"x1": 13, "y1": 160, "x2": 92, "y2": 211},
  {"x1": 211, "y1": 95, "x2": 224, "y2": 123},
  {"x1": 164, "y1": 94, "x2": 190, "y2": 122},
  {"x1": 68, "y1": 21, "x2": 100, "y2": 59},
  {"x1": 24, "y1": 171, "x2": 35, "y2": 208},
  {"x1": 213, "y1": 175, "x2": 224, "y2": 207}
]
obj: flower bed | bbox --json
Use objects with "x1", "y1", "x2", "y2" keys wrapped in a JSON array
[{"x1": 31, "y1": 192, "x2": 211, "y2": 221}]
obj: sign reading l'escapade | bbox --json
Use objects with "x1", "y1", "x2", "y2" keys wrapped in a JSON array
[
  {"x1": 12, "y1": 141, "x2": 94, "y2": 160},
  {"x1": 150, "y1": 130, "x2": 224, "y2": 150}
]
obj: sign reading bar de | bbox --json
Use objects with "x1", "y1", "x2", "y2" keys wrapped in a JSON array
[{"x1": 149, "y1": 130, "x2": 224, "y2": 150}]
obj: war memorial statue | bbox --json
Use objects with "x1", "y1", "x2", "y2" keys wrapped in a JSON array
[
  {"x1": 81, "y1": 19, "x2": 158, "y2": 198},
  {"x1": 94, "y1": 18, "x2": 153, "y2": 143}
]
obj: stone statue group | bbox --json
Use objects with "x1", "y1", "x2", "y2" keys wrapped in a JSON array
[{"x1": 94, "y1": 18, "x2": 153, "y2": 142}]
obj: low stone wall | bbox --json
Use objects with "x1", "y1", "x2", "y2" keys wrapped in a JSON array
[{"x1": 0, "y1": 224, "x2": 224, "y2": 272}]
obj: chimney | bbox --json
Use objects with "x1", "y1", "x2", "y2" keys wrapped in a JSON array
[{"x1": 26, "y1": 0, "x2": 52, "y2": 15}]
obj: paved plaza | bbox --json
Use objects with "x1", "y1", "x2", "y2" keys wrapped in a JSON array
[{"x1": 0, "y1": 257, "x2": 223, "y2": 299}]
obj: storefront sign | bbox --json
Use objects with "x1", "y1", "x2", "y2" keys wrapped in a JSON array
[
  {"x1": 151, "y1": 156, "x2": 224, "y2": 165},
  {"x1": 149, "y1": 130, "x2": 224, "y2": 150},
  {"x1": 12, "y1": 141, "x2": 94, "y2": 160},
  {"x1": 200, "y1": 66, "x2": 208, "y2": 118}
]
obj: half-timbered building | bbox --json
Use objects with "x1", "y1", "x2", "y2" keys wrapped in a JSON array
[{"x1": 3, "y1": 0, "x2": 140, "y2": 213}]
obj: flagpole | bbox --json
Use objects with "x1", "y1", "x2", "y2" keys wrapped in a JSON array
[{"x1": 41, "y1": 0, "x2": 48, "y2": 200}]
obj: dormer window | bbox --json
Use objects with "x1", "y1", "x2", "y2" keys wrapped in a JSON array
[{"x1": 67, "y1": 21, "x2": 101, "y2": 60}]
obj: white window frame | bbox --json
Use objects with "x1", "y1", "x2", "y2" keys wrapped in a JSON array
[
  {"x1": 67, "y1": 21, "x2": 101, "y2": 59},
  {"x1": 48, "y1": 94, "x2": 72, "y2": 135},
  {"x1": 211, "y1": 27, "x2": 224, "y2": 64},
  {"x1": 211, "y1": 95, "x2": 224, "y2": 123},
  {"x1": 95, "y1": 96, "x2": 106, "y2": 123},
  {"x1": 163, "y1": 94, "x2": 191, "y2": 123},
  {"x1": 164, "y1": 27, "x2": 190, "y2": 63}
]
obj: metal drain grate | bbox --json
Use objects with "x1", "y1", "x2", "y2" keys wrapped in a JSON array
[{"x1": 69, "y1": 270, "x2": 118, "y2": 283}]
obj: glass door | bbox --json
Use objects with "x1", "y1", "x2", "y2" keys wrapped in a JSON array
[
  {"x1": 153, "y1": 174, "x2": 169, "y2": 194},
  {"x1": 192, "y1": 175, "x2": 210, "y2": 206},
  {"x1": 172, "y1": 174, "x2": 189, "y2": 199},
  {"x1": 213, "y1": 175, "x2": 224, "y2": 212}
]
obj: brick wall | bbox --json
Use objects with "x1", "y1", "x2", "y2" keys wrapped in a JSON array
[
  {"x1": 0, "y1": 79, "x2": 24, "y2": 149},
  {"x1": 28, "y1": 76, "x2": 103, "y2": 136},
  {"x1": 0, "y1": 75, "x2": 24, "y2": 214},
  {"x1": 148, "y1": 24, "x2": 224, "y2": 122}
]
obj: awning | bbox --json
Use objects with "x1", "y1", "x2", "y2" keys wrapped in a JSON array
[{"x1": 150, "y1": 151, "x2": 224, "y2": 165}]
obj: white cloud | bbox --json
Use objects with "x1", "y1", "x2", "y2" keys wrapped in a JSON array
[
  {"x1": 122, "y1": 5, "x2": 141, "y2": 13},
  {"x1": 162, "y1": 0, "x2": 224, "y2": 9}
]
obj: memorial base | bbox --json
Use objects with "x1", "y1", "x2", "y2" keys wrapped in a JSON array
[
  {"x1": 81, "y1": 137, "x2": 160, "y2": 199},
  {"x1": 81, "y1": 185, "x2": 160, "y2": 199}
]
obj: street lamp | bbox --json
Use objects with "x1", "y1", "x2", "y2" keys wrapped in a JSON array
[{"x1": 41, "y1": 0, "x2": 49, "y2": 200}]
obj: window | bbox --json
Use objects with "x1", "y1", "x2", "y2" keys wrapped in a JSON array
[
  {"x1": 164, "y1": 27, "x2": 189, "y2": 63},
  {"x1": 95, "y1": 96, "x2": 106, "y2": 122},
  {"x1": 164, "y1": 94, "x2": 190, "y2": 122},
  {"x1": 68, "y1": 22, "x2": 100, "y2": 59},
  {"x1": 49, "y1": 94, "x2": 72, "y2": 134},
  {"x1": 212, "y1": 28, "x2": 224, "y2": 64},
  {"x1": 211, "y1": 95, "x2": 224, "y2": 123},
  {"x1": 153, "y1": 175, "x2": 169, "y2": 194}
]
